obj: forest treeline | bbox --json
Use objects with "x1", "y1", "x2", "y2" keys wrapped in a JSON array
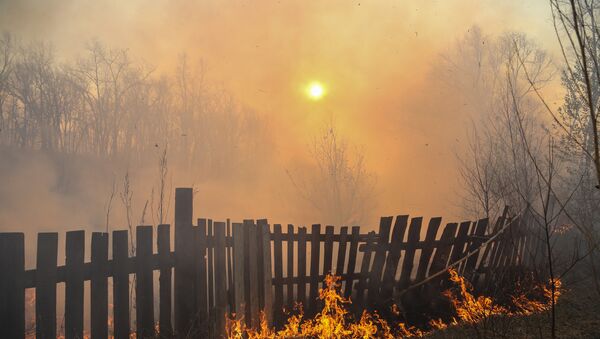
[{"x1": 0, "y1": 34, "x2": 269, "y2": 178}]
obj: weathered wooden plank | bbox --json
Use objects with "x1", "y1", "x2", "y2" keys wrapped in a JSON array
[
  {"x1": 195, "y1": 219, "x2": 208, "y2": 336},
  {"x1": 355, "y1": 231, "x2": 376, "y2": 309},
  {"x1": 91, "y1": 232, "x2": 109, "y2": 339},
  {"x1": 428, "y1": 223, "x2": 457, "y2": 288},
  {"x1": 297, "y1": 227, "x2": 308, "y2": 308},
  {"x1": 334, "y1": 227, "x2": 349, "y2": 295},
  {"x1": 136, "y1": 226, "x2": 155, "y2": 338},
  {"x1": 381, "y1": 216, "x2": 408, "y2": 298},
  {"x1": 112, "y1": 230, "x2": 130, "y2": 339},
  {"x1": 214, "y1": 221, "x2": 228, "y2": 338},
  {"x1": 245, "y1": 219, "x2": 260, "y2": 328},
  {"x1": 272, "y1": 224, "x2": 284, "y2": 326},
  {"x1": 344, "y1": 226, "x2": 360, "y2": 298},
  {"x1": 207, "y1": 219, "x2": 215, "y2": 336},
  {"x1": 65, "y1": 230, "x2": 84, "y2": 339},
  {"x1": 415, "y1": 217, "x2": 442, "y2": 282},
  {"x1": 232, "y1": 222, "x2": 245, "y2": 320},
  {"x1": 464, "y1": 218, "x2": 488, "y2": 278},
  {"x1": 174, "y1": 188, "x2": 195, "y2": 336},
  {"x1": 227, "y1": 219, "x2": 234, "y2": 312},
  {"x1": 35, "y1": 233, "x2": 58, "y2": 339},
  {"x1": 157, "y1": 224, "x2": 173, "y2": 338},
  {"x1": 308, "y1": 224, "x2": 321, "y2": 316},
  {"x1": 258, "y1": 219, "x2": 273, "y2": 325},
  {"x1": 367, "y1": 216, "x2": 393, "y2": 304},
  {"x1": 397, "y1": 217, "x2": 422, "y2": 290},
  {"x1": 323, "y1": 226, "x2": 334, "y2": 278},
  {"x1": 335, "y1": 227, "x2": 349, "y2": 276},
  {"x1": 449, "y1": 221, "x2": 471, "y2": 272},
  {"x1": 0, "y1": 233, "x2": 25, "y2": 339},
  {"x1": 286, "y1": 224, "x2": 295, "y2": 308}
]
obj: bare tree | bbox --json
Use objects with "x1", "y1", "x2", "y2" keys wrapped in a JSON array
[
  {"x1": 449, "y1": 29, "x2": 552, "y2": 221},
  {"x1": 288, "y1": 122, "x2": 376, "y2": 226}
]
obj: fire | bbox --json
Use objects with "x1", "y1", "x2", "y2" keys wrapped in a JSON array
[
  {"x1": 227, "y1": 269, "x2": 562, "y2": 338},
  {"x1": 225, "y1": 274, "x2": 424, "y2": 338},
  {"x1": 443, "y1": 268, "x2": 562, "y2": 323}
]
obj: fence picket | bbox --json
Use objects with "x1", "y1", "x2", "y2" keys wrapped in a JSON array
[
  {"x1": 344, "y1": 226, "x2": 360, "y2": 298},
  {"x1": 65, "y1": 230, "x2": 84, "y2": 339},
  {"x1": 273, "y1": 224, "x2": 284, "y2": 326},
  {"x1": 415, "y1": 217, "x2": 442, "y2": 282},
  {"x1": 195, "y1": 219, "x2": 209, "y2": 335},
  {"x1": 214, "y1": 221, "x2": 228, "y2": 338},
  {"x1": 232, "y1": 222, "x2": 245, "y2": 320},
  {"x1": 259, "y1": 219, "x2": 273, "y2": 325},
  {"x1": 308, "y1": 224, "x2": 322, "y2": 316},
  {"x1": 36, "y1": 233, "x2": 58, "y2": 339},
  {"x1": 286, "y1": 225, "x2": 295, "y2": 308},
  {"x1": 356, "y1": 231, "x2": 376, "y2": 309},
  {"x1": 398, "y1": 217, "x2": 422, "y2": 290},
  {"x1": 174, "y1": 188, "x2": 195, "y2": 336},
  {"x1": 112, "y1": 230, "x2": 129, "y2": 339},
  {"x1": 91, "y1": 232, "x2": 109, "y2": 339},
  {"x1": 136, "y1": 226, "x2": 154, "y2": 338},
  {"x1": 0, "y1": 233, "x2": 25, "y2": 339},
  {"x1": 381, "y1": 216, "x2": 408, "y2": 299},
  {"x1": 297, "y1": 227, "x2": 308, "y2": 308},
  {"x1": 323, "y1": 226, "x2": 334, "y2": 278},
  {"x1": 367, "y1": 216, "x2": 393, "y2": 304},
  {"x1": 157, "y1": 224, "x2": 173, "y2": 337}
]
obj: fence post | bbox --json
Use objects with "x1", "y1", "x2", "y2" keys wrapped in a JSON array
[
  {"x1": 0, "y1": 233, "x2": 25, "y2": 339},
  {"x1": 112, "y1": 230, "x2": 130, "y2": 339},
  {"x1": 91, "y1": 232, "x2": 109, "y2": 339},
  {"x1": 65, "y1": 230, "x2": 85, "y2": 339},
  {"x1": 136, "y1": 226, "x2": 155, "y2": 338},
  {"x1": 174, "y1": 188, "x2": 195, "y2": 337},
  {"x1": 36, "y1": 232, "x2": 58, "y2": 339}
]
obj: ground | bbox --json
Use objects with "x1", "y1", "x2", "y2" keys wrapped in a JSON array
[{"x1": 426, "y1": 283, "x2": 600, "y2": 339}]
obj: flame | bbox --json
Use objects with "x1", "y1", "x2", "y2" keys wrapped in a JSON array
[
  {"x1": 227, "y1": 269, "x2": 562, "y2": 338},
  {"x1": 226, "y1": 274, "x2": 424, "y2": 338},
  {"x1": 443, "y1": 268, "x2": 562, "y2": 323}
]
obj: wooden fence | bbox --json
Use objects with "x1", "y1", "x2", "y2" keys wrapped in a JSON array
[{"x1": 0, "y1": 188, "x2": 539, "y2": 338}]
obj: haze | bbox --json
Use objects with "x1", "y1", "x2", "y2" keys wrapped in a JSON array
[{"x1": 0, "y1": 0, "x2": 560, "y2": 238}]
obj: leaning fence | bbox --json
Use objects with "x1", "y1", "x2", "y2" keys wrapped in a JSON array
[{"x1": 0, "y1": 188, "x2": 540, "y2": 338}]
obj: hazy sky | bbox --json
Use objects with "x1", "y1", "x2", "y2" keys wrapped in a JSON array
[{"x1": 0, "y1": 0, "x2": 560, "y2": 223}]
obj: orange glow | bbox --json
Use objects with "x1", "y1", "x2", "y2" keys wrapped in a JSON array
[{"x1": 226, "y1": 270, "x2": 562, "y2": 338}]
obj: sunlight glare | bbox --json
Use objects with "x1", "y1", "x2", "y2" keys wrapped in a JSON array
[{"x1": 307, "y1": 82, "x2": 326, "y2": 100}]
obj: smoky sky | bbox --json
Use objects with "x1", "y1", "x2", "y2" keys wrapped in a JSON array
[{"x1": 0, "y1": 0, "x2": 560, "y2": 232}]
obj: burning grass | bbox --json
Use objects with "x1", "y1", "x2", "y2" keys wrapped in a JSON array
[{"x1": 227, "y1": 269, "x2": 562, "y2": 338}]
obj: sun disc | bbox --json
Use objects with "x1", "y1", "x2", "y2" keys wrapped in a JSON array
[{"x1": 307, "y1": 82, "x2": 326, "y2": 100}]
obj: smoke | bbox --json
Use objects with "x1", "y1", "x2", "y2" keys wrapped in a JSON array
[{"x1": 0, "y1": 0, "x2": 560, "y2": 244}]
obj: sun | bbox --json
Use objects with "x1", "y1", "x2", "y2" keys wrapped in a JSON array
[{"x1": 306, "y1": 81, "x2": 326, "y2": 100}]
